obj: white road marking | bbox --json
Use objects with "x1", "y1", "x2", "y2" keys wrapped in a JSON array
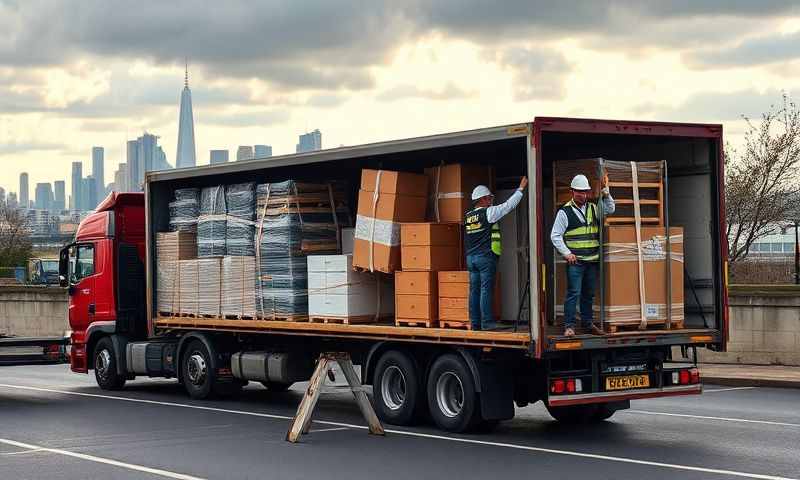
[
  {"x1": 2, "y1": 448, "x2": 45, "y2": 455},
  {"x1": 310, "y1": 427, "x2": 350, "y2": 433},
  {"x1": 704, "y1": 387, "x2": 758, "y2": 393},
  {"x1": 627, "y1": 410, "x2": 800, "y2": 428},
  {"x1": 0, "y1": 383, "x2": 796, "y2": 480},
  {"x1": 0, "y1": 438, "x2": 206, "y2": 480}
]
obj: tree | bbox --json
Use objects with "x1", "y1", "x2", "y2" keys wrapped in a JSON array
[
  {"x1": 0, "y1": 205, "x2": 32, "y2": 268},
  {"x1": 726, "y1": 93, "x2": 800, "y2": 263}
]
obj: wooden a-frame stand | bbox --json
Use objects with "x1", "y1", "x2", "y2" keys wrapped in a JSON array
[{"x1": 286, "y1": 352, "x2": 385, "y2": 443}]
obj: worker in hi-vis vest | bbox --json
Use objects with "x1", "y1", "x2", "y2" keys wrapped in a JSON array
[
  {"x1": 550, "y1": 173, "x2": 615, "y2": 337},
  {"x1": 464, "y1": 176, "x2": 528, "y2": 330}
]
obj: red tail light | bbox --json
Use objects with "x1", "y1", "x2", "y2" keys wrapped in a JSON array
[
  {"x1": 689, "y1": 368, "x2": 700, "y2": 384},
  {"x1": 679, "y1": 370, "x2": 690, "y2": 385},
  {"x1": 550, "y1": 379, "x2": 565, "y2": 394},
  {"x1": 566, "y1": 378, "x2": 576, "y2": 393}
]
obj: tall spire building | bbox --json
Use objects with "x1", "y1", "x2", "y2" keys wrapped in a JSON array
[{"x1": 175, "y1": 61, "x2": 197, "y2": 168}]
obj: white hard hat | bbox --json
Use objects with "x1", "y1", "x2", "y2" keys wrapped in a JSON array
[
  {"x1": 471, "y1": 185, "x2": 492, "y2": 201},
  {"x1": 570, "y1": 174, "x2": 591, "y2": 191}
]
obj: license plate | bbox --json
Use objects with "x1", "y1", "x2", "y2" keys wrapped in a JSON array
[{"x1": 605, "y1": 374, "x2": 650, "y2": 391}]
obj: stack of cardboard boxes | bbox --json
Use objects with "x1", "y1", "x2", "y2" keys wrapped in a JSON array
[
  {"x1": 553, "y1": 158, "x2": 683, "y2": 333},
  {"x1": 437, "y1": 272, "x2": 501, "y2": 329}
]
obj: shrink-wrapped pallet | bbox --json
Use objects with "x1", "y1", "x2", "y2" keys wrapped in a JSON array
[
  {"x1": 197, "y1": 257, "x2": 223, "y2": 317},
  {"x1": 222, "y1": 256, "x2": 257, "y2": 318},
  {"x1": 198, "y1": 186, "x2": 227, "y2": 257},
  {"x1": 177, "y1": 259, "x2": 199, "y2": 316},
  {"x1": 169, "y1": 188, "x2": 200, "y2": 232},
  {"x1": 225, "y1": 183, "x2": 256, "y2": 256},
  {"x1": 156, "y1": 259, "x2": 178, "y2": 314}
]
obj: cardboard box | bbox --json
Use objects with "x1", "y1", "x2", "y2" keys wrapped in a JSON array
[
  {"x1": 307, "y1": 254, "x2": 393, "y2": 318},
  {"x1": 401, "y1": 223, "x2": 460, "y2": 246},
  {"x1": 401, "y1": 246, "x2": 461, "y2": 271},
  {"x1": 395, "y1": 271, "x2": 437, "y2": 295},
  {"x1": 400, "y1": 223, "x2": 463, "y2": 271},
  {"x1": 198, "y1": 257, "x2": 222, "y2": 317},
  {"x1": 396, "y1": 294, "x2": 437, "y2": 320},
  {"x1": 353, "y1": 169, "x2": 429, "y2": 273},
  {"x1": 424, "y1": 164, "x2": 494, "y2": 223},
  {"x1": 221, "y1": 256, "x2": 256, "y2": 318},
  {"x1": 437, "y1": 270, "x2": 500, "y2": 322},
  {"x1": 156, "y1": 231, "x2": 197, "y2": 260}
]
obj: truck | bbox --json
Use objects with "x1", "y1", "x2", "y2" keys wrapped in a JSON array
[
  {"x1": 60, "y1": 117, "x2": 728, "y2": 432},
  {"x1": 28, "y1": 258, "x2": 61, "y2": 285}
]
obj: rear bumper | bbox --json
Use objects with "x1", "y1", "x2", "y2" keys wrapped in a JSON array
[{"x1": 548, "y1": 383, "x2": 702, "y2": 407}]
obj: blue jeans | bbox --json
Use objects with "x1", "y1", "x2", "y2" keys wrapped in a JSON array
[
  {"x1": 564, "y1": 261, "x2": 598, "y2": 329},
  {"x1": 467, "y1": 253, "x2": 497, "y2": 330}
]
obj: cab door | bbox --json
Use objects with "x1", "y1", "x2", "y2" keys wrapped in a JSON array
[{"x1": 68, "y1": 243, "x2": 97, "y2": 335}]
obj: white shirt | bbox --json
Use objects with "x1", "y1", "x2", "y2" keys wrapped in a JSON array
[
  {"x1": 550, "y1": 189, "x2": 615, "y2": 258},
  {"x1": 480, "y1": 189, "x2": 524, "y2": 224}
]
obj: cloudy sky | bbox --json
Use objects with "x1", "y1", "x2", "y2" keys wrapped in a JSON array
[{"x1": 1, "y1": 1, "x2": 799, "y2": 200}]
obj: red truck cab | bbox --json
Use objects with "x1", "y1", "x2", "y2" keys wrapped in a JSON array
[{"x1": 60, "y1": 193, "x2": 146, "y2": 377}]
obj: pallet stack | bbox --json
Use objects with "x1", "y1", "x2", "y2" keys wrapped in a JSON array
[
  {"x1": 553, "y1": 158, "x2": 683, "y2": 333},
  {"x1": 222, "y1": 255, "x2": 256, "y2": 319},
  {"x1": 198, "y1": 185, "x2": 227, "y2": 257},
  {"x1": 156, "y1": 230, "x2": 197, "y2": 316},
  {"x1": 307, "y1": 254, "x2": 393, "y2": 324},
  {"x1": 437, "y1": 271, "x2": 500, "y2": 330},
  {"x1": 395, "y1": 223, "x2": 462, "y2": 328},
  {"x1": 255, "y1": 180, "x2": 350, "y2": 321}
]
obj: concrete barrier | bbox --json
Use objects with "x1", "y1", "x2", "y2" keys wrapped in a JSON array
[
  {"x1": 0, "y1": 286, "x2": 70, "y2": 338},
  {"x1": 700, "y1": 285, "x2": 800, "y2": 366}
]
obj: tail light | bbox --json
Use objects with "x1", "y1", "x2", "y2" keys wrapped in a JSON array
[
  {"x1": 689, "y1": 368, "x2": 700, "y2": 384},
  {"x1": 679, "y1": 370, "x2": 690, "y2": 385},
  {"x1": 550, "y1": 379, "x2": 565, "y2": 394},
  {"x1": 550, "y1": 378, "x2": 583, "y2": 394},
  {"x1": 566, "y1": 378, "x2": 575, "y2": 393}
]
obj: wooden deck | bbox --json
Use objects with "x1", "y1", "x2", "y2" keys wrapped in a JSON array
[{"x1": 154, "y1": 316, "x2": 532, "y2": 349}]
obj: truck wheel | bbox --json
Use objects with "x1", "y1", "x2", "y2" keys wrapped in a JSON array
[
  {"x1": 260, "y1": 381, "x2": 293, "y2": 392},
  {"x1": 545, "y1": 404, "x2": 599, "y2": 423},
  {"x1": 427, "y1": 354, "x2": 480, "y2": 433},
  {"x1": 373, "y1": 350, "x2": 422, "y2": 426},
  {"x1": 94, "y1": 337, "x2": 126, "y2": 390},
  {"x1": 182, "y1": 340, "x2": 215, "y2": 399}
]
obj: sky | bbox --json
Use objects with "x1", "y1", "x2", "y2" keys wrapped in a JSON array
[{"x1": 1, "y1": 1, "x2": 800, "y2": 199}]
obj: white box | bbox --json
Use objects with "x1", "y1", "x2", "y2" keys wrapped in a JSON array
[
  {"x1": 307, "y1": 254, "x2": 393, "y2": 318},
  {"x1": 307, "y1": 254, "x2": 353, "y2": 272}
]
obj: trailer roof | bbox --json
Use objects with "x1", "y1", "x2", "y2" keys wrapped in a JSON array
[{"x1": 145, "y1": 123, "x2": 530, "y2": 183}]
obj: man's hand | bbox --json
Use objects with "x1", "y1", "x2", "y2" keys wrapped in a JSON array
[
  {"x1": 519, "y1": 176, "x2": 528, "y2": 190},
  {"x1": 565, "y1": 254, "x2": 578, "y2": 265}
]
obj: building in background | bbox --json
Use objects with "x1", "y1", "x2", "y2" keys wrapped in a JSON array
[
  {"x1": 19, "y1": 172, "x2": 29, "y2": 209},
  {"x1": 296, "y1": 129, "x2": 321, "y2": 153},
  {"x1": 92, "y1": 147, "x2": 105, "y2": 205},
  {"x1": 254, "y1": 145, "x2": 272, "y2": 158},
  {"x1": 236, "y1": 146, "x2": 254, "y2": 161},
  {"x1": 0, "y1": 187, "x2": 5, "y2": 205},
  {"x1": 175, "y1": 64, "x2": 197, "y2": 168},
  {"x1": 127, "y1": 133, "x2": 172, "y2": 191},
  {"x1": 71, "y1": 162, "x2": 83, "y2": 211},
  {"x1": 210, "y1": 150, "x2": 229, "y2": 164},
  {"x1": 113, "y1": 163, "x2": 128, "y2": 192},
  {"x1": 34, "y1": 182, "x2": 54, "y2": 211},
  {"x1": 82, "y1": 176, "x2": 97, "y2": 211},
  {"x1": 7, "y1": 192, "x2": 18, "y2": 209},
  {"x1": 53, "y1": 180, "x2": 66, "y2": 211}
]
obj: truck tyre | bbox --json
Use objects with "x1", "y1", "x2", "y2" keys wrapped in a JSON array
[
  {"x1": 182, "y1": 340, "x2": 216, "y2": 399},
  {"x1": 94, "y1": 337, "x2": 126, "y2": 390},
  {"x1": 260, "y1": 381, "x2": 293, "y2": 392},
  {"x1": 427, "y1": 354, "x2": 480, "y2": 433},
  {"x1": 545, "y1": 404, "x2": 599, "y2": 423},
  {"x1": 373, "y1": 350, "x2": 423, "y2": 426}
]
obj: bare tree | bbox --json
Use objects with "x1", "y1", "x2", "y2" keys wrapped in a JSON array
[
  {"x1": 726, "y1": 93, "x2": 800, "y2": 263},
  {"x1": 0, "y1": 205, "x2": 32, "y2": 268}
]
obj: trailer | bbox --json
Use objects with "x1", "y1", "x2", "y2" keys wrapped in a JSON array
[{"x1": 60, "y1": 117, "x2": 728, "y2": 432}]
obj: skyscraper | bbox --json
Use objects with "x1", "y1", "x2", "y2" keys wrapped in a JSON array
[
  {"x1": 19, "y1": 172, "x2": 29, "y2": 209},
  {"x1": 175, "y1": 63, "x2": 196, "y2": 168},
  {"x1": 0, "y1": 187, "x2": 5, "y2": 205},
  {"x1": 34, "y1": 182, "x2": 54, "y2": 211},
  {"x1": 296, "y1": 129, "x2": 322, "y2": 153},
  {"x1": 54, "y1": 180, "x2": 66, "y2": 211},
  {"x1": 7, "y1": 192, "x2": 17, "y2": 209},
  {"x1": 236, "y1": 146, "x2": 254, "y2": 161},
  {"x1": 113, "y1": 163, "x2": 128, "y2": 193},
  {"x1": 83, "y1": 176, "x2": 98, "y2": 211},
  {"x1": 92, "y1": 147, "x2": 105, "y2": 204},
  {"x1": 254, "y1": 145, "x2": 273, "y2": 158},
  {"x1": 210, "y1": 150, "x2": 229, "y2": 164},
  {"x1": 126, "y1": 140, "x2": 140, "y2": 192},
  {"x1": 127, "y1": 133, "x2": 172, "y2": 191},
  {"x1": 71, "y1": 162, "x2": 83, "y2": 211}
]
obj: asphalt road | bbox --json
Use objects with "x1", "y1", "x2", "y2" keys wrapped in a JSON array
[{"x1": 0, "y1": 365, "x2": 798, "y2": 480}]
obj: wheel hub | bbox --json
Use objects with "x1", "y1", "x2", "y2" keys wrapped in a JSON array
[
  {"x1": 436, "y1": 371, "x2": 465, "y2": 418},
  {"x1": 186, "y1": 353, "x2": 207, "y2": 386},
  {"x1": 380, "y1": 366, "x2": 407, "y2": 411},
  {"x1": 96, "y1": 349, "x2": 112, "y2": 379}
]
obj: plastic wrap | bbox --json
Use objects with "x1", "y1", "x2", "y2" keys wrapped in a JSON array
[
  {"x1": 222, "y1": 255, "x2": 257, "y2": 318},
  {"x1": 169, "y1": 188, "x2": 200, "y2": 232},
  {"x1": 198, "y1": 186, "x2": 227, "y2": 257},
  {"x1": 225, "y1": 183, "x2": 256, "y2": 256}
]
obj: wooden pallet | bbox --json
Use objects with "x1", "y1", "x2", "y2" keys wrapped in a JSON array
[
  {"x1": 440, "y1": 320, "x2": 472, "y2": 330},
  {"x1": 223, "y1": 314, "x2": 256, "y2": 320},
  {"x1": 309, "y1": 315, "x2": 379, "y2": 325},
  {"x1": 605, "y1": 319, "x2": 683, "y2": 333},
  {"x1": 259, "y1": 314, "x2": 309, "y2": 322},
  {"x1": 395, "y1": 318, "x2": 438, "y2": 328}
]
